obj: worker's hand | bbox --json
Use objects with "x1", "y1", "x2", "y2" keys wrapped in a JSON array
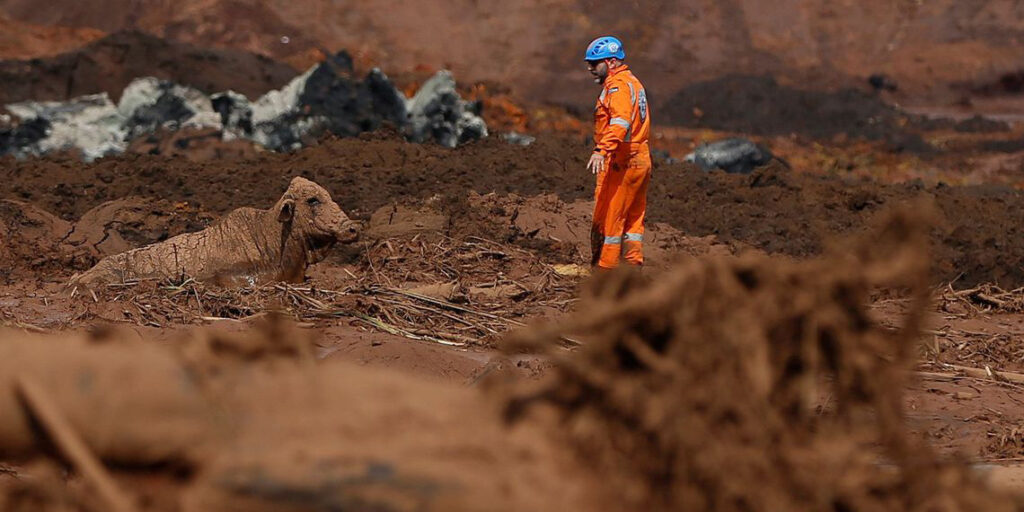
[{"x1": 587, "y1": 152, "x2": 606, "y2": 174}]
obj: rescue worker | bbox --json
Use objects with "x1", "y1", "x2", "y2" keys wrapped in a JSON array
[{"x1": 584, "y1": 36, "x2": 652, "y2": 269}]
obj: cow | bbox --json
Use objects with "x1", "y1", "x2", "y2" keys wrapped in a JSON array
[{"x1": 69, "y1": 177, "x2": 359, "y2": 288}]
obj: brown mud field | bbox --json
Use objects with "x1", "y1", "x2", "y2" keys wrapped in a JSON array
[
  {"x1": 4, "y1": 132, "x2": 1024, "y2": 288},
  {"x1": 6, "y1": 7, "x2": 1024, "y2": 508},
  {"x1": 4, "y1": 132, "x2": 1024, "y2": 510},
  {"x1": 3, "y1": 202, "x2": 1024, "y2": 510}
]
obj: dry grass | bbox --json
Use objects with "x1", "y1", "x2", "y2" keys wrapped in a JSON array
[{"x1": 83, "y1": 234, "x2": 581, "y2": 347}]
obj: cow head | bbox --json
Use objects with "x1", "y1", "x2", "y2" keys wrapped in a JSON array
[{"x1": 275, "y1": 177, "x2": 360, "y2": 252}]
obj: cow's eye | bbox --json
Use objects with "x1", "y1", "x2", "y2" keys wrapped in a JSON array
[{"x1": 307, "y1": 197, "x2": 321, "y2": 206}]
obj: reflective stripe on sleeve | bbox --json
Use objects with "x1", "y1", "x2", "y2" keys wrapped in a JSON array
[
  {"x1": 624, "y1": 233, "x2": 643, "y2": 242},
  {"x1": 609, "y1": 118, "x2": 631, "y2": 129},
  {"x1": 604, "y1": 236, "x2": 622, "y2": 245}
]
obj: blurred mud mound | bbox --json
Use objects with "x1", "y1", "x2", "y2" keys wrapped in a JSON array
[
  {"x1": 661, "y1": 75, "x2": 932, "y2": 152},
  {"x1": 0, "y1": 30, "x2": 297, "y2": 106},
  {"x1": 0, "y1": 324, "x2": 604, "y2": 512},
  {"x1": 501, "y1": 209, "x2": 1021, "y2": 511},
  {"x1": 6, "y1": 210, "x2": 1023, "y2": 511}
]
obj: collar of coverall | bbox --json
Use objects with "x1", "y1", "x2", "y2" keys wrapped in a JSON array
[{"x1": 606, "y1": 63, "x2": 630, "y2": 79}]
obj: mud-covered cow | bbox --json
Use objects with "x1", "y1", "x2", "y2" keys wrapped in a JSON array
[{"x1": 69, "y1": 177, "x2": 359, "y2": 287}]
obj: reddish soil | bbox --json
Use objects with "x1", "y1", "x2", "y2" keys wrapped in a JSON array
[
  {"x1": 4, "y1": 5, "x2": 1024, "y2": 508},
  {"x1": 3, "y1": 208, "x2": 1024, "y2": 510},
  {"x1": 0, "y1": 12, "x2": 104, "y2": 60},
  {"x1": 5, "y1": 0, "x2": 1024, "y2": 111}
]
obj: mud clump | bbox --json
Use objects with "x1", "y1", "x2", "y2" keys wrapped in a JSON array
[
  {"x1": 500, "y1": 207, "x2": 1021, "y2": 511},
  {"x1": 0, "y1": 199, "x2": 75, "y2": 280},
  {"x1": 0, "y1": 196, "x2": 214, "y2": 281}
]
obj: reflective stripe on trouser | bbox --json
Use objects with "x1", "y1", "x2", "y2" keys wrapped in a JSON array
[{"x1": 591, "y1": 148, "x2": 652, "y2": 268}]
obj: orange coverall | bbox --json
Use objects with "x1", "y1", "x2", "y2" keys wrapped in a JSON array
[{"x1": 591, "y1": 64, "x2": 651, "y2": 268}]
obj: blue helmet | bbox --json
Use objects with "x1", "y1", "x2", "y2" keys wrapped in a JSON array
[{"x1": 585, "y1": 36, "x2": 625, "y2": 61}]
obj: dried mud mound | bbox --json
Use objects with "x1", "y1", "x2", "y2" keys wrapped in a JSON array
[
  {"x1": 4, "y1": 135, "x2": 1024, "y2": 286},
  {"x1": 0, "y1": 30, "x2": 297, "y2": 106},
  {"x1": 0, "y1": 199, "x2": 73, "y2": 278},
  {"x1": 501, "y1": 209, "x2": 1021, "y2": 511},
  {"x1": 66, "y1": 196, "x2": 213, "y2": 258},
  {"x1": 0, "y1": 196, "x2": 213, "y2": 282},
  {"x1": 660, "y1": 75, "x2": 931, "y2": 152}
]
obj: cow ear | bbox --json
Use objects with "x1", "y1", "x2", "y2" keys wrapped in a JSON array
[{"x1": 277, "y1": 199, "x2": 295, "y2": 223}]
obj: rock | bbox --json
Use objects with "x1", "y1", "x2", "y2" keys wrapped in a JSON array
[
  {"x1": 502, "y1": 131, "x2": 536, "y2": 146},
  {"x1": 651, "y1": 148, "x2": 680, "y2": 164},
  {"x1": 0, "y1": 116, "x2": 50, "y2": 157},
  {"x1": 237, "y1": 53, "x2": 408, "y2": 152},
  {"x1": 1, "y1": 51, "x2": 487, "y2": 158},
  {"x1": 4, "y1": 93, "x2": 125, "y2": 161},
  {"x1": 406, "y1": 70, "x2": 488, "y2": 148},
  {"x1": 684, "y1": 138, "x2": 777, "y2": 174},
  {"x1": 211, "y1": 90, "x2": 253, "y2": 141},
  {"x1": 868, "y1": 73, "x2": 898, "y2": 92},
  {"x1": 118, "y1": 77, "x2": 221, "y2": 140}
]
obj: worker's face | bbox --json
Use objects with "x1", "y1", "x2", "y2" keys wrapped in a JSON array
[{"x1": 587, "y1": 59, "x2": 609, "y2": 84}]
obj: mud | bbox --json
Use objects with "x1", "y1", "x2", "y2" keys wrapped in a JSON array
[
  {"x1": 67, "y1": 197, "x2": 214, "y2": 258},
  {"x1": 660, "y1": 74, "x2": 934, "y2": 151},
  {"x1": 498, "y1": 208, "x2": 1024, "y2": 511},
  {"x1": 0, "y1": 326, "x2": 606, "y2": 512},
  {"x1": 0, "y1": 196, "x2": 213, "y2": 285},
  {"x1": 4, "y1": 134, "x2": 1024, "y2": 287},
  {"x1": 11, "y1": 0, "x2": 1024, "y2": 113},
  {"x1": 0, "y1": 199, "x2": 75, "y2": 279},
  {"x1": 2, "y1": 210, "x2": 1022, "y2": 511}
]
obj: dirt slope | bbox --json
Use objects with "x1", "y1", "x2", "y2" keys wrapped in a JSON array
[
  {"x1": 4, "y1": 0, "x2": 1024, "y2": 109},
  {"x1": 0, "y1": 12, "x2": 104, "y2": 59},
  {"x1": 0, "y1": 30, "x2": 298, "y2": 105}
]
